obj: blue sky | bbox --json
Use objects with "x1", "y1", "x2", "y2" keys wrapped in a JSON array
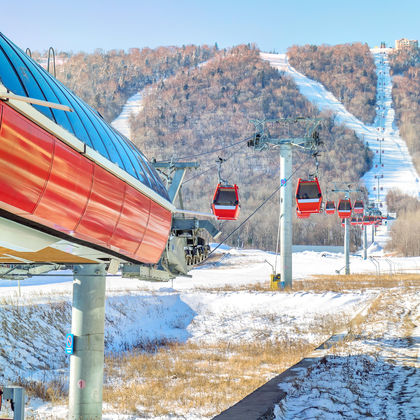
[{"x1": 2, "y1": 0, "x2": 418, "y2": 53}]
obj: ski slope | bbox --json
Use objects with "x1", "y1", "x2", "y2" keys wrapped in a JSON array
[
  {"x1": 261, "y1": 51, "x2": 420, "y2": 213},
  {"x1": 111, "y1": 91, "x2": 145, "y2": 138}
]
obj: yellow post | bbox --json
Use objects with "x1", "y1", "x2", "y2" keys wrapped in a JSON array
[{"x1": 270, "y1": 274, "x2": 281, "y2": 290}]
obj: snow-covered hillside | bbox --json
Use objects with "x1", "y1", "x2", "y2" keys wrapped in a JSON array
[{"x1": 261, "y1": 51, "x2": 420, "y2": 213}]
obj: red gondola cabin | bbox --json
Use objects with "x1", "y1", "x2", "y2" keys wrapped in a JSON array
[
  {"x1": 337, "y1": 199, "x2": 352, "y2": 219},
  {"x1": 295, "y1": 177, "x2": 322, "y2": 214},
  {"x1": 325, "y1": 200, "x2": 335, "y2": 215},
  {"x1": 212, "y1": 184, "x2": 240, "y2": 221},
  {"x1": 353, "y1": 200, "x2": 364, "y2": 214},
  {"x1": 296, "y1": 209, "x2": 311, "y2": 219}
]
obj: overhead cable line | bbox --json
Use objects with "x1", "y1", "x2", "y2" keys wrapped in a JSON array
[
  {"x1": 161, "y1": 135, "x2": 254, "y2": 163},
  {"x1": 199, "y1": 154, "x2": 312, "y2": 263},
  {"x1": 182, "y1": 144, "x2": 257, "y2": 184}
]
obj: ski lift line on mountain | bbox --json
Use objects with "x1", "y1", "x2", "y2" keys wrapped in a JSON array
[{"x1": 199, "y1": 153, "x2": 313, "y2": 265}]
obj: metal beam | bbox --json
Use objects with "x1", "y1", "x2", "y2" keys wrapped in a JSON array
[
  {"x1": 69, "y1": 264, "x2": 107, "y2": 420},
  {"x1": 152, "y1": 161, "x2": 200, "y2": 203},
  {"x1": 0, "y1": 91, "x2": 73, "y2": 112},
  {"x1": 167, "y1": 169, "x2": 186, "y2": 202}
]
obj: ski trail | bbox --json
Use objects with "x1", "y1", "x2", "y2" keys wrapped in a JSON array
[
  {"x1": 261, "y1": 51, "x2": 420, "y2": 213},
  {"x1": 111, "y1": 60, "x2": 213, "y2": 139},
  {"x1": 111, "y1": 91, "x2": 145, "y2": 138}
]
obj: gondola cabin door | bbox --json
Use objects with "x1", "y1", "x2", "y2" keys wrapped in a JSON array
[{"x1": 212, "y1": 184, "x2": 240, "y2": 220}]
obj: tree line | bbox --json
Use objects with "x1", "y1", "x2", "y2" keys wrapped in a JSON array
[
  {"x1": 54, "y1": 45, "x2": 217, "y2": 122},
  {"x1": 386, "y1": 190, "x2": 420, "y2": 257},
  {"x1": 287, "y1": 43, "x2": 377, "y2": 125}
]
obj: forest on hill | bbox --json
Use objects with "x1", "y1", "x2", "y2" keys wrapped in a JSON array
[
  {"x1": 389, "y1": 48, "x2": 420, "y2": 173},
  {"x1": 129, "y1": 45, "x2": 372, "y2": 250},
  {"x1": 55, "y1": 45, "x2": 216, "y2": 122},
  {"x1": 287, "y1": 43, "x2": 377, "y2": 125},
  {"x1": 386, "y1": 190, "x2": 420, "y2": 256}
]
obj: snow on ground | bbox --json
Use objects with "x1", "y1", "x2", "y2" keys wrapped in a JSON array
[
  {"x1": 2, "y1": 244, "x2": 419, "y2": 418},
  {"x1": 261, "y1": 51, "x2": 420, "y2": 212},
  {"x1": 273, "y1": 285, "x2": 420, "y2": 420},
  {"x1": 0, "y1": 245, "x2": 418, "y2": 417},
  {"x1": 111, "y1": 91, "x2": 146, "y2": 138}
]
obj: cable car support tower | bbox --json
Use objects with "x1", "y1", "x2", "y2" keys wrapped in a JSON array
[
  {"x1": 331, "y1": 184, "x2": 362, "y2": 274},
  {"x1": 248, "y1": 118, "x2": 322, "y2": 287}
]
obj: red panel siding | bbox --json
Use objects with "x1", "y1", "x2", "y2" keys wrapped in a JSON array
[
  {"x1": 109, "y1": 184, "x2": 151, "y2": 255},
  {"x1": 0, "y1": 104, "x2": 53, "y2": 214},
  {"x1": 0, "y1": 103, "x2": 172, "y2": 263},
  {"x1": 136, "y1": 200, "x2": 172, "y2": 263},
  {"x1": 34, "y1": 141, "x2": 93, "y2": 233},
  {"x1": 76, "y1": 165, "x2": 125, "y2": 246}
]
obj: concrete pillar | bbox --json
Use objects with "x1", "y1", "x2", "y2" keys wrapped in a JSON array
[
  {"x1": 344, "y1": 218, "x2": 350, "y2": 275},
  {"x1": 280, "y1": 144, "x2": 293, "y2": 287},
  {"x1": 69, "y1": 264, "x2": 107, "y2": 420},
  {"x1": 363, "y1": 225, "x2": 367, "y2": 260}
]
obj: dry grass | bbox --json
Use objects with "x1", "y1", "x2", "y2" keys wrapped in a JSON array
[
  {"x1": 302, "y1": 273, "x2": 420, "y2": 292},
  {"x1": 15, "y1": 376, "x2": 66, "y2": 404},
  {"x1": 103, "y1": 340, "x2": 313, "y2": 417},
  {"x1": 191, "y1": 273, "x2": 419, "y2": 294}
]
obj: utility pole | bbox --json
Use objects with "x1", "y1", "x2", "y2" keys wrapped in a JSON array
[{"x1": 248, "y1": 118, "x2": 323, "y2": 287}]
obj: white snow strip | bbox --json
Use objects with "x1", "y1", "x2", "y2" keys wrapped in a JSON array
[
  {"x1": 111, "y1": 91, "x2": 145, "y2": 138},
  {"x1": 261, "y1": 51, "x2": 420, "y2": 213}
]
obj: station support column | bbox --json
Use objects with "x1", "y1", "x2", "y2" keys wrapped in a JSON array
[
  {"x1": 280, "y1": 143, "x2": 293, "y2": 287},
  {"x1": 69, "y1": 264, "x2": 107, "y2": 420},
  {"x1": 344, "y1": 218, "x2": 350, "y2": 274},
  {"x1": 363, "y1": 225, "x2": 368, "y2": 260}
]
